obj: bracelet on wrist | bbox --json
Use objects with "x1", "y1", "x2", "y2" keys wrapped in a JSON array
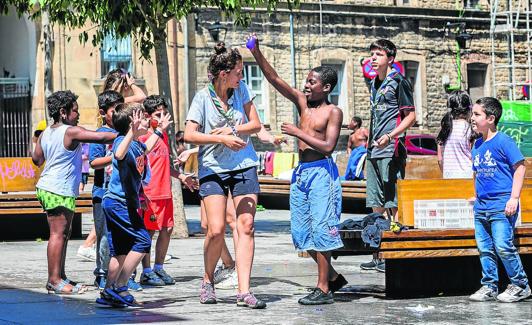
[
  {"x1": 386, "y1": 133, "x2": 392, "y2": 142},
  {"x1": 153, "y1": 129, "x2": 164, "y2": 138}
]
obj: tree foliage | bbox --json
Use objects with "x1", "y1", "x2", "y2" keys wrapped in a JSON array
[{"x1": 24, "y1": 0, "x2": 299, "y2": 60}]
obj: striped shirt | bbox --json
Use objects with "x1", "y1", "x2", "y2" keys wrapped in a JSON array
[{"x1": 441, "y1": 119, "x2": 473, "y2": 179}]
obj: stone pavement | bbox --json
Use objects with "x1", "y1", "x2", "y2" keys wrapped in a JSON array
[{"x1": 1, "y1": 206, "x2": 531, "y2": 324}]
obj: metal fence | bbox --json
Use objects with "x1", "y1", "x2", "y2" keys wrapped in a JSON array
[{"x1": 0, "y1": 78, "x2": 32, "y2": 157}]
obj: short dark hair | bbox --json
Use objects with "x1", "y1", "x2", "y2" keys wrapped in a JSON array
[
  {"x1": 47, "y1": 90, "x2": 78, "y2": 122},
  {"x1": 370, "y1": 39, "x2": 397, "y2": 58},
  {"x1": 311, "y1": 66, "x2": 338, "y2": 93},
  {"x1": 98, "y1": 90, "x2": 124, "y2": 111},
  {"x1": 476, "y1": 97, "x2": 503, "y2": 126},
  {"x1": 113, "y1": 102, "x2": 144, "y2": 135},
  {"x1": 352, "y1": 116, "x2": 362, "y2": 127},
  {"x1": 143, "y1": 95, "x2": 168, "y2": 115}
]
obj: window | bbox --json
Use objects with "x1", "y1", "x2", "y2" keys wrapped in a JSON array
[
  {"x1": 321, "y1": 62, "x2": 348, "y2": 123},
  {"x1": 243, "y1": 63, "x2": 268, "y2": 123},
  {"x1": 101, "y1": 35, "x2": 132, "y2": 77},
  {"x1": 323, "y1": 63, "x2": 343, "y2": 106},
  {"x1": 464, "y1": 0, "x2": 480, "y2": 9},
  {"x1": 400, "y1": 60, "x2": 423, "y2": 125},
  {"x1": 467, "y1": 63, "x2": 487, "y2": 102}
]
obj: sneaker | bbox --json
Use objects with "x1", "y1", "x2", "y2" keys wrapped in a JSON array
[
  {"x1": 497, "y1": 284, "x2": 531, "y2": 303},
  {"x1": 469, "y1": 285, "x2": 498, "y2": 302},
  {"x1": 216, "y1": 270, "x2": 238, "y2": 290},
  {"x1": 127, "y1": 278, "x2": 143, "y2": 292},
  {"x1": 154, "y1": 269, "x2": 175, "y2": 285},
  {"x1": 140, "y1": 271, "x2": 165, "y2": 286},
  {"x1": 200, "y1": 281, "x2": 217, "y2": 304},
  {"x1": 360, "y1": 258, "x2": 379, "y2": 270},
  {"x1": 77, "y1": 245, "x2": 96, "y2": 261},
  {"x1": 213, "y1": 264, "x2": 235, "y2": 284},
  {"x1": 94, "y1": 276, "x2": 107, "y2": 290},
  {"x1": 328, "y1": 274, "x2": 348, "y2": 293},
  {"x1": 237, "y1": 292, "x2": 267, "y2": 309},
  {"x1": 376, "y1": 260, "x2": 385, "y2": 273},
  {"x1": 298, "y1": 288, "x2": 334, "y2": 305}
]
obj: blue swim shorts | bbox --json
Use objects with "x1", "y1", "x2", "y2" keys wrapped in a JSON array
[{"x1": 290, "y1": 157, "x2": 343, "y2": 252}]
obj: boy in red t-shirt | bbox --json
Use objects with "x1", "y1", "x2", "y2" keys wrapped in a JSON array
[{"x1": 139, "y1": 95, "x2": 196, "y2": 286}]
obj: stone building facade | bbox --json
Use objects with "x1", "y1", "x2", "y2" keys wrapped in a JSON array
[{"x1": 1, "y1": 0, "x2": 525, "y2": 155}]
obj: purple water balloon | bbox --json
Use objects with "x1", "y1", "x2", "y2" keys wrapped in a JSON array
[{"x1": 246, "y1": 37, "x2": 257, "y2": 50}]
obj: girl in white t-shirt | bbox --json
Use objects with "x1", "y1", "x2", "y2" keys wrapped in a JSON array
[
  {"x1": 436, "y1": 90, "x2": 477, "y2": 179},
  {"x1": 184, "y1": 43, "x2": 265, "y2": 309}
]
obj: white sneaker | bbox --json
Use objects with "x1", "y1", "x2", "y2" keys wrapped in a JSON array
[
  {"x1": 216, "y1": 270, "x2": 238, "y2": 290},
  {"x1": 497, "y1": 284, "x2": 531, "y2": 303},
  {"x1": 77, "y1": 245, "x2": 96, "y2": 261},
  {"x1": 213, "y1": 265, "x2": 235, "y2": 284},
  {"x1": 469, "y1": 285, "x2": 498, "y2": 301},
  {"x1": 164, "y1": 254, "x2": 172, "y2": 263}
]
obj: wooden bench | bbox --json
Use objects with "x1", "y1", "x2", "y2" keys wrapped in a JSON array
[
  {"x1": 379, "y1": 227, "x2": 532, "y2": 298},
  {"x1": 0, "y1": 157, "x2": 92, "y2": 240},
  {"x1": 374, "y1": 178, "x2": 532, "y2": 298},
  {"x1": 258, "y1": 176, "x2": 367, "y2": 199}
]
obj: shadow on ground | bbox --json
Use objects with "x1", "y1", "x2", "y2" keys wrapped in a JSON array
[{"x1": 0, "y1": 287, "x2": 188, "y2": 324}]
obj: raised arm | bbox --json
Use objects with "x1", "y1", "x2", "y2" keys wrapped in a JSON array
[
  {"x1": 124, "y1": 75, "x2": 147, "y2": 104},
  {"x1": 143, "y1": 112, "x2": 172, "y2": 155},
  {"x1": 249, "y1": 36, "x2": 306, "y2": 111},
  {"x1": 283, "y1": 107, "x2": 343, "y2": 156}
]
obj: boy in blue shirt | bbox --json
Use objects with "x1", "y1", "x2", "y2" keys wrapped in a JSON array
[
  {"x1": 89, "y1": 90, "x2": 122, "y2": 290},
  {"x1": 469, "y1": 97, "x2": 530, "y2": 303},
  {"x1": 97, "y1": 103, "x2": 172, "y2": 307}
]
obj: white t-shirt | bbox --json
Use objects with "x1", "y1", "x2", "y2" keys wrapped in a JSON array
[{"x1": 186, "y1": 80, "x2": 258, "y2": 179}]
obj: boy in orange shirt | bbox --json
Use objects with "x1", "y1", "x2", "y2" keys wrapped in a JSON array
[{"x1": 139, "y1": 95, "x2": 196, "y2": 285}]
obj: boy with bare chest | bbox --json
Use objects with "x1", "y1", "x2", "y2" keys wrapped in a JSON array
[{"x1": 251, "y1": 36, "x2": 347, "y2": 305}]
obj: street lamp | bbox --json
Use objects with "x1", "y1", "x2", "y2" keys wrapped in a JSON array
[
  {"x1": 207, "y1": 21, "x2": 227, "y2": 42},
  {"x1": 445, "y1": 22, "x2": 473, "y2": 50}
]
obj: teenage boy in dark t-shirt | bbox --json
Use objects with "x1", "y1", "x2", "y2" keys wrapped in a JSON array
[{"x1": 362, "y1": 39, "x2": 417, "y2": 272}]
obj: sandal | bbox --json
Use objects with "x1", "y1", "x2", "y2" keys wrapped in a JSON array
[
  {"x1": 46, "y1": 279, "x2": 86, "y2": 295},
  {"x1": 96, "y1": 289, "x2": 127, "y2": 308},
  {"x1": 65, "y1": 278, "x2": 89, "y2": 293},
  {"x1": 103, "y1": 286, "x2": 137, "y2": 306}
]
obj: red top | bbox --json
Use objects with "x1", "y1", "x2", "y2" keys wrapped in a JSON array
[{"x1": 139, "y1": 131, "x2": 172, "y2": 200}]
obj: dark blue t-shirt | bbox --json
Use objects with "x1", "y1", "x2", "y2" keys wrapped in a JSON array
[
  {"x1": 89, "y1": 126, "x2": 118, "y2": 200},
  {"x1": 472, "y1": 132, "x2": 524, "y2": 212},
  {"x1": 104, "y1": 136, "x2": 149, "y2": 209}
]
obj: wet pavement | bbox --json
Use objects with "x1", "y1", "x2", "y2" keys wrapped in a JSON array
[{"x1": 1, "y1": 206, "x2": 531, "y2": 324}]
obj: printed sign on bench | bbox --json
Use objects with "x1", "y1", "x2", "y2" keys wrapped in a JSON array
[{"x1": 0, "y1": 157, "x2": 42, "y2": 192}]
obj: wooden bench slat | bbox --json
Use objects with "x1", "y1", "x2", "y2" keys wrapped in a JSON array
[
  {"x1": 382, "y1": 229, "x2": 475, "y2": 239},
  {"x1": 0, "y1": 200, "x2": 93, "y2": 208},
  {"x1": 381, "y1": 239, "x2": 478, "y2": 250},
  {"x1": 381, "y1": 246, "x2": 532, "y2": 259},
  {"x1": 0, "y1": 207, "x2": 92, "y2": 214},
  {"x1": 0, "y1": 192, "x2": 92, "y2": 200},
  {"x1": 381, "y1": 248, "x2": 480, "y2": 259}
]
